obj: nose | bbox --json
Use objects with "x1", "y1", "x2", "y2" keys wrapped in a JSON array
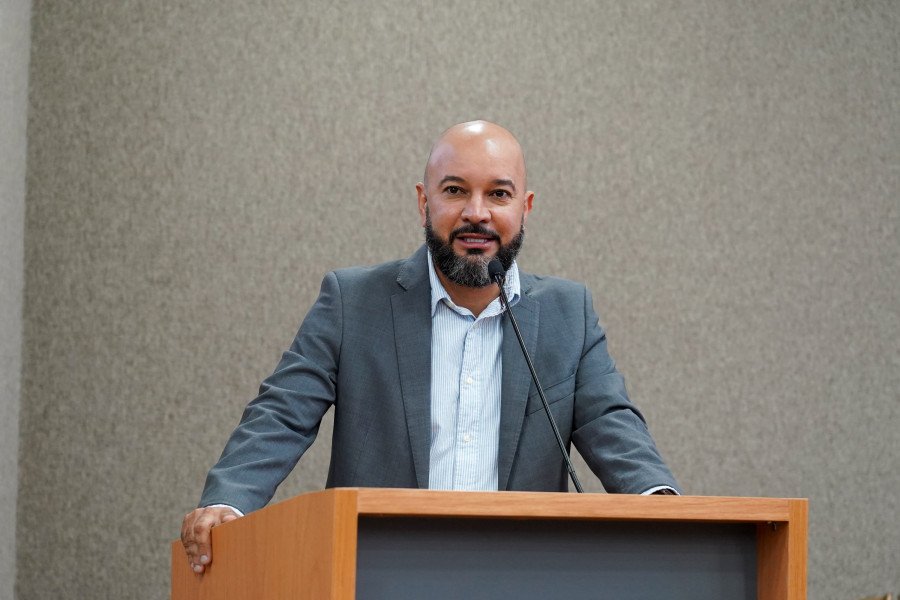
[{"x1": 460, "y1": 193, "x2": 490, "y2": 223}]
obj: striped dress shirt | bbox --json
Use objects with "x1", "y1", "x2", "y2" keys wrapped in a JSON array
[{"x1": 426, "y1": 252, "x2": 520, "y2": 491}]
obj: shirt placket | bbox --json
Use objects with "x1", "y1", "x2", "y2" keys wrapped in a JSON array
[{"x1": 453, "y1": 318, "x2": 482, "y2": 489}]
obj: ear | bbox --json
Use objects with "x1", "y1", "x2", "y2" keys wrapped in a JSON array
[
  {"x1": 416, "y1": 182, "x2": 428, "y2": 227},
  {"x1": 522, "y1": 190, "x2": 534, "y2": 224}
]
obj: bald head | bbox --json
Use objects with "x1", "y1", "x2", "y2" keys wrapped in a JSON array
[{"x1": 423, "y1": 121, "x2": 527, "y2": 189}]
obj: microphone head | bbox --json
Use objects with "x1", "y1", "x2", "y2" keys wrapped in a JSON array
[{"x1": 488, "y1": 258, "x2": 506, "y2": 283}]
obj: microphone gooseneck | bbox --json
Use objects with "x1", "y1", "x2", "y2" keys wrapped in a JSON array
[{"x1": 488, "y1": 259, "x2": 584, "y2": 493}]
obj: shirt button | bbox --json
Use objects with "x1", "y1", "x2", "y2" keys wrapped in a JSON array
[
  {"x1": 465, "y1": 376, "x2": 474, "y2": 385},
  {"x1": 463, "y1": 434, "x2": 472, "y2": 443}
]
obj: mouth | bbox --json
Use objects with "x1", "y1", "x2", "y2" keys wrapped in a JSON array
[{"x1": 454, "y1": 235, "x2": 499, "y2": 252}]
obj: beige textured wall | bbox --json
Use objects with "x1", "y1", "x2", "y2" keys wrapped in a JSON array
[
  {"x1": 1, "y1": 0, "x2": 31, "y2": 598},
  {"x1": 20, "y1": 1, "x2": 898, "y2": 598}
]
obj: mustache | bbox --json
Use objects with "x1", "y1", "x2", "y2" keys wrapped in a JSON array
[{"x1": 449, "y1": 224, "x2": 501, "y2": 243}]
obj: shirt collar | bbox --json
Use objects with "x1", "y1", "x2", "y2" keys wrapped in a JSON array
[{"x1": 427, "y1": 250, "x2": 521, "y2": 317}]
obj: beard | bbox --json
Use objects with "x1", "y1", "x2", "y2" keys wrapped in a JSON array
[{"x1": 424, "y1": 211, "x2": 525, "y2": 288}]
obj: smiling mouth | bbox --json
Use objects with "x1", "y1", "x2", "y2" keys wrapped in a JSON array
[
  {"x1": 450, "y1": 225, "x2": 501, "y2": 253},
  {"x1": 457, "y1": 236, "x2": 495, "y2": 245}
]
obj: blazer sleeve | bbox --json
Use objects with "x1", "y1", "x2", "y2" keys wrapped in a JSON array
[
  {"x1": 198, "y1": 271, "x2": 343, "y2": 514},
  {"x1": 570, "y1": 286, "x2": 682, "y2": 494}
]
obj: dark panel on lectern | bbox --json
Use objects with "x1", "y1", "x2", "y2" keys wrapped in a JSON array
[{"x1": 357, "y1": 517, "x2": 756, "y2": 600}]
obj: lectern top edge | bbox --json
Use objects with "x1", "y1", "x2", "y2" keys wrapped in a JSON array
[{"x1": 326, "y1": 487, "x2": 805, "y2": 523}]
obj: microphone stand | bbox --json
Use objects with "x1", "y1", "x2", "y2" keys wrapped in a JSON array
[{"x1": 490, "y1": 260, "x2": 584, "y2": 493}]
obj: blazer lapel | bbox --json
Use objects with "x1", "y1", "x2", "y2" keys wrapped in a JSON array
[
  {"x1": 391, "y1": 246, "x2": 432, "y2": 489},
  {"x1": 497, "y1": 282, "x2": 540, "y2": 490}
]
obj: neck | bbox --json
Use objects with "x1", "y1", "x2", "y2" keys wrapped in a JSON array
[{"x1": 434, "y1": 267, "x2": 500, "y2": 317}]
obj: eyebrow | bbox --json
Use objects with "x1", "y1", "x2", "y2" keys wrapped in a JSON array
[
  {"x1": 438, "y1": 175, "x2": 466, "y2": 187},
  {"x1": 491, "y1": 178, "x2": 517, "y2": 193},
  {"x1": 438, "y1": 175, "x2": 517, "y2": 193}
]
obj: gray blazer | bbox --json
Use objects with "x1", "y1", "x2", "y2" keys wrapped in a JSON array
[{"x1": 200, "y1": 246, "x2": 680, "y2": 514}]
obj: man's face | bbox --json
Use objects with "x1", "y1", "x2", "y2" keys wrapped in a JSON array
[{"x1": 417, "y1": 123, "x2": 534, "y2": 287}]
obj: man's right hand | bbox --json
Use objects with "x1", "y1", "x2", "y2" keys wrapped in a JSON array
[{"x1": 180, "y1": 506, "x2": 240, "y2": 574}]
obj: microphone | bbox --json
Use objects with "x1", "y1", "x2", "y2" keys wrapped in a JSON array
[{"x1": 489, "y1": 259, "x2": 584, "y2": 493}]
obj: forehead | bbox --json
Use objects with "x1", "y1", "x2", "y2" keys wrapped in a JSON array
[{"x1": 426, "y1": 135, "x2": 525, "y2": 185}]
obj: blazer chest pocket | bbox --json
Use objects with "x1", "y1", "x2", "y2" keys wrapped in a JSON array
[{"x1": 525, "y1": 372, "x2": 576, "y2": 415}]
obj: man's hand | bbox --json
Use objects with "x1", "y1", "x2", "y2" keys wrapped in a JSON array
[{"x1": 181, "y1": 506, "x2": 240, "y2": 574}]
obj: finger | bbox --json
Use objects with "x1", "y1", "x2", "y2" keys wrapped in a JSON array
[
  {"x1": 181, "y1": 510, "x2": 202, "y2": 564},
  {"x1": 191, "y1": 514, "x2": 217, "y2": 571},
  {"x1": 181, "y1": 509, "x2": 214, "y2": 573},
  {"x1": 182, "y1": 507, "x2": 239, "y2": 574}
]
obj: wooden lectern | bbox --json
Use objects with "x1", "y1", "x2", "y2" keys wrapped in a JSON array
[{"x1": 172, "y1": 489, "x2": 807, "y2": 600}]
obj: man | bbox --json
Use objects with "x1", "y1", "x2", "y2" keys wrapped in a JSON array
[{"x1": 181, "y1": 121, "x2": 680, "y2": 574}]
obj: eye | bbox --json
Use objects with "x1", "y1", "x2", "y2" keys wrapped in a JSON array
[
  {"x1": 491, "y1": 189, "x2": 512, "y2": 199},
  {"x1": 444, "y1": 186, "x2": 463, "y2": 195}
]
